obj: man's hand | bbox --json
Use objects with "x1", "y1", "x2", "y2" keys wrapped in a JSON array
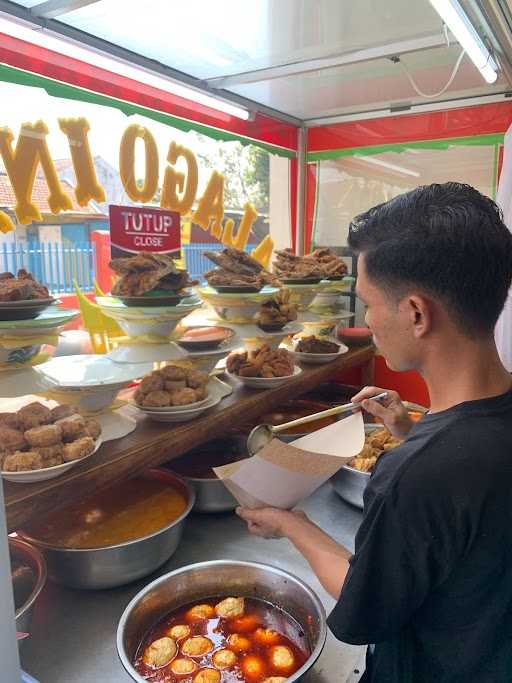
[
  {"x1": 352, "y1": 386, "x2": 414, "y2": 439},
  {"x1": 236, "y1": 507, "x2": 308, "y2": 539}
]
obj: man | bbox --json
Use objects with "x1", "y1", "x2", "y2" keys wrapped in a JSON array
[{"x1": 237, "y1": 182, "x2": 512, "y2": 682}]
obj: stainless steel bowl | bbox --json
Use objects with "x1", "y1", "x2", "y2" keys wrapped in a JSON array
[
  {"x1": 117, "y1": 560, "x2": 327, "y2": 682},
  {"x1": 183, "y1": 475, "x2": 237, "y2": 513},
  {"x1": 9, "y1": 537, "x2": 47, "y2": 636},
  {"x1": 19, "y1": 470, "x2": 195, "y2": 590},
  {"x1": 330, "y1": 464, "x2": 369, "y2": 509}
]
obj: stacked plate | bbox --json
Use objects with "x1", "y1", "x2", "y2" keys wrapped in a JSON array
[
  {"x1": 196, "y1": 286, "x2": 279, "y2": 324},
  {"x1": 0, "y1": 297, "x2": 55, "y2": 321}
]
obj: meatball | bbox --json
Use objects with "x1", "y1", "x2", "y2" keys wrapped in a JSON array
[
  {"x1": 139, "y1": 372, "x2": 164, "y2": 394},
  {"x1": 226, "y1": 634, "x2": 251, "y2": 653},
  {"x1": 241, "y1": 655, "x2": 266, "y2": 681},
  {"x1": 0, "y1": 412, "x2": 20, "y2": 430},
  {"x1": 36, "y1": 444, "x2": 64, "y2": 467},
  {"x1": 0, "y1": 426, "x2": 27, "y2": 451},
  {"x1": 269, "y1": 645, "x2": 295, "y2": 671},
  {"x1": 186, "y1": 604, "x2": 215, "y2": 622},
  {"x1": 215, "y1": 597, "x2": 245, "y2": 619},
  {"x1": 49, "y1": 404, "x2": 77, "y2": 422},
  {"x1": 18, "y1": 402, "x2": 51, "y2": 430},
  {"x1": 171, "y1": 658, "x2": 197, "y2": 675},
  {"x1": 142, "y1": 636, "x2": 177, "y2": 668},
  {"x1": 142, "y1": 391, "x2": 171, "y2": 408},
  {"x1": 62, "y1": 436, "x2": 95, "y2": 462},
  {"x1": 212, "y1": 648, "x2": 237, "y2": 669},
  {"x1": 167, "y1": 624, "x2": 191, "y2": 641},
  {"x1": 25, "y1": 424, "x2": 62, "y2": 448},
  {"x1": 253, "y1": 628, "x2": 281, "y2": 646},
  {"x1": 170, "y1": 388, "x2": 198, "y2": 406},
  {"x1": 160, "y1": 365, "x2": 186, "y2": 381},
  {"x1": 84, "y1": 418, "x2": 101, "y2": 440},
  {"x1": 193, "y1": 669, "x2": 221, "y2": 683},
  {"x1": 55, "y1": 415, "x2": 86, "y2": 442},
  {"x1": 3, "y1": 451, "x2": 42, "y2": 472},
  {"x1": 186, "y1": 369, "x2": 208, "y2": 389},
  {"x1": 181, "y1": 636, "x2": 214, "y2": 657}
]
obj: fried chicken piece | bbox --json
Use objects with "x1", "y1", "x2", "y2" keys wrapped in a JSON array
[
  {"x1": 110, "y1": 252, "x2": 191, "y2": 297},
  {"x1": 0, "y1": 269, "x2": 49, "y2": 301},
  {"x1": 18, "y1": 402, "x2": 51, "y2": 430},
  {"x1": 139, "y1": 372, "x2": 165, "y2": 394},
  {"x1": 55, "y1": 415, "x2": 87, "y2": 442},
  {"x1": 3, "y1": 450, "x2": 43, "y2": 472},
  {"x1": 171, "y1": 388, "x2": 198, "y2": 406},
  {"x1": 258, "y1": 289, "x2": 297, "y2": 328},
  {"x1": 62, "y1": 436, "x2": 95, "y2": 462},
  {"x1": 226, "y1": 351, "x2": 248, "y2": 374},
  {"x1": 0, "y1": 426, "x2": 27, "y2": 451},
  {"x1": 36, "y1": 444, "x2": 64, "y2": 467},
  {"x1": 185, "y1": 369, "x2": 208, "y2": 389},
  {"x1": 25, "y1": 424, "x2": 62, "y2": 448},
  {"x1": 0, "y1": 412, "x2": 21, "y2": 430},
  {"x1": 84, "y1": 419, "x2": 101, "y2": 440},
  {"x1": 367, "y1": 428, "x2": 392, "y2": 449},
  {"x1": 49, "y1": 404, "x2": 78, "y2": 422},
  {"x1": 142, "y1": 391, "x2": 171, "y2": 408},
  {"x1": 204, "y1": 247, "x2": 280, "y2": 288}
]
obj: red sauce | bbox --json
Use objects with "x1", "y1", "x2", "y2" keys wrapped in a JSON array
[
  {"x1": 261, "y1": 401, "x2": 336, "y2": 435},
  {"x1": 134, "y1": 597, "x2": 310, "y2": 682}
]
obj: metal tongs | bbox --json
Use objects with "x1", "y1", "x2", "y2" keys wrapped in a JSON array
[{"x1": 247, "y1": 392, "x2": 388, "y2": 454}]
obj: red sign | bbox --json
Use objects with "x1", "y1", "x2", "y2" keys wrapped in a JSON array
[{"x1": 109, "y1": 205, "x2": 181, "y2": 259}]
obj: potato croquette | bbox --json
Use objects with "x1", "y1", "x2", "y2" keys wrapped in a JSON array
[
  {"x1": 167, "y1": 624, "x2": 191, "y2": 640},
  {"x1": 62, "y1": 436, "x2": 95, "y2": 462},
  {"x1": 212, "y1": 648, "x2": 237, "y2": 669},
  {"x1": 186, "y1": 604, "x2": 216, "y2": 622},
  {"x1": 36, "y1": 444, "x2": 64, "y2": 467},
  {"x1": 0, "y1": 426, "x2": 27, "y2": 451},
  {"x1": 18, "y1": 402, "x2": 51, "y2": 429},
  {"x1": 253, "y1": 628, "x2": 281, "y2": 646},
  {"x1": 226, "y1": 634, "x2": 251, "y2": 653},
  {"x1": 139, "y1": 372, "x2": 164, "y2": 394},
  {"x1": 142, "y1": 391, "x2": 171, "y2": 407},
  {"x1": 181, "y1": 636, "x2": 214, "y2": 657},
  {"x1": 160, "y1": 365, "x2": 186, "y2": 381},
  {"x1": 3, "y1": 450, "x2": 43, "y2": 472},
  {"x1": 193, "y1": 669, "x2": 221, "y2": 683},
  {"x1": 142, "y1": 636, "x2": 177, "y2": 667},
  {"x1": 171, "y1": 388, "x2": 198, "y2": 406},
  {"x1": 0, "y1": 412, "x2": 20, "y2": 430},
  {"x1": 269, "y1": 645, "x2": 295, "y2": 671},
  {"x1": 171, "y1": 658, "x2": 197, "y2": 675},
  {"x1": 25, "y1": 424, "x2": 62, "y2": 448},
  {"x1": 49, "y1": 404, "x2": 77, "y2": 422},
  {"x1": 215, "y1": 597, "x2": 245, "y2": 619},
  {"x1": 84, "y1": 418, "x2": 101, "y2": 440},
  {"x1": 241, "y1": 654, "x2": 266, "y2": 681},
  {"x1": 55, "y1": 414, "x2": 86, "y2": 442},
  {"x1": 186, "y1": 369, "x2": 209, "y2": 389}
]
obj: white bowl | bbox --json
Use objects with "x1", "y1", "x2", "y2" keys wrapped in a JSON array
[
  {"x1": 292, "y1": 340, "x2": 349, "y2": 364},
  {"x1": 197, "y1": 286, "x2": 279, "y2": 324},
  {"x1": 2, "y1": 438, "x2": 102, "y2": 483},
  {"x1": 0, "y1": 344, "x2": 41, "y2": 364},
  {"x1": 241, "y1": 321, "x2": 303, "y2": 352},
  {"x1": 283, "y1": 283, "x2": 324, "y2": 311},
  {"x1": 227, "y1": 365, "x2": 302, "y2": 389}
]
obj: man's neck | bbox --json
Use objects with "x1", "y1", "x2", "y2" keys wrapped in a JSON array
[{"x1": 420, "y1": 335, "x2": 512, "y2": 413}]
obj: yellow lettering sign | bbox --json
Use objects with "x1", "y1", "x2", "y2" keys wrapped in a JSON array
[
  {"x1": 251, "y1": 234, "x2": 274, "y2": 269},
  {"x1": 160, "y1": 141, "x2": 198, "y2": 215},
  {"x1": 192, "y1": 170, "x2": 225, "y2": 237},
  {"x1": 0, "y1": 121, "x2": 72, "y2": 224},
  {"x1": 119, "y1": 124, "x2": 159, "y2": 203},
  {"x1": 0, "y1": 211, "x2": 15, "y2": 233},
  {"x1": 59, "y1": 117, "x2": 106, "y2": 206},
  {"x1": 222, "y1": 202, "x2": 258, "y2": 250}
]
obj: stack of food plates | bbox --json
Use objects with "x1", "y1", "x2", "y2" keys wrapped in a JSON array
[
  {"x1": 281, "y1": 281, "x2": 328, "y2": 312},
  {"x1": 34, "y1": 355, "x2": 153, "y2": 412},
  {"x1": 195, "y1": 286, "x2": 280, "y2": 324}
]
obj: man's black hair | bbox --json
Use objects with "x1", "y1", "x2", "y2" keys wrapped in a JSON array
[{"x1": 348, "y1": 182, "x2": 512, "y2": 336}]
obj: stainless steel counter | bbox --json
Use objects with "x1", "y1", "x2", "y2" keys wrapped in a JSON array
[{"x1": 20, "y1": 482, "x2": 365, "y2": 683}]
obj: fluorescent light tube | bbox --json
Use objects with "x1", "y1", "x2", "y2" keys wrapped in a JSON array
[
  {"x1": 356, "y1": 155, "x2": 420, "y2": 178},
  {"x1": 0, "y1": 14, "x2": 251, "y2": 120},
  {"x1": 429, "y1": 0, "x2": 498, "y2": 83}
]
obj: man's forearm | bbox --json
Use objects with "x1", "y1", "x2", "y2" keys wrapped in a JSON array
[{"x1": 282, "y1": 514, "x2": 351, "y2": 599}]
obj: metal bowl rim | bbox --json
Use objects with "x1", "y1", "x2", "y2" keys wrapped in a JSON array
[
  {"x1": 9, "y1": 536, "x2": 47, "y2": 621},
  {"x1": 116, "y1": 559, "x2": 327, "y2": 683},
  {"x1": 18, "y1": 469, "x2": 196, "y2": 553}
]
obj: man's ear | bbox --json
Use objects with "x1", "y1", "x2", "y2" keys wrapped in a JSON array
[{"x1": 406, "y1": 294, "x2": 432, "y2": 338}]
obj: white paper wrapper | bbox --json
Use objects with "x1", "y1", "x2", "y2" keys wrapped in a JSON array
[{"x1": 214, "y1": 411, "x2": 365, "y2": 509}]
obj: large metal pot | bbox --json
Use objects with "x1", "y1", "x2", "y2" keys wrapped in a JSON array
[
  {"x1": 9, "y1": 537, "x2": 47, "y2": 636},
  {"x1": 117, "y1": 560, "x2": 327, "y2": 682},
  {"x1": 330, "y1": 464, "x2": 369, "y2": 509},
  {"x1": 19, "y1": 470, "x2": 195, "y2": 590}
]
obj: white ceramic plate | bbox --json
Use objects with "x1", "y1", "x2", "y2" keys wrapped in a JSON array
[
  {"x1": 2, "y1": 437, "x2": 102, "y2": 483},
  {"x1": 226, "y1": 365, "x2": 302, "y2": 389},
  {"x1": 34, "y1": 355, "x2": 153, "y2": 388},
  {"x1": 0, "y1": 307, "x2": 79, "y2": 329},
  {"x1": 106, "y1": 342, "x2": 188, "y2": 364},
  {"x1": 292, "y1": 341, "x2": 349, "y2": 364},
  {"x1": 96, "y1": 296, "x2": 201, "y2": 318}
]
